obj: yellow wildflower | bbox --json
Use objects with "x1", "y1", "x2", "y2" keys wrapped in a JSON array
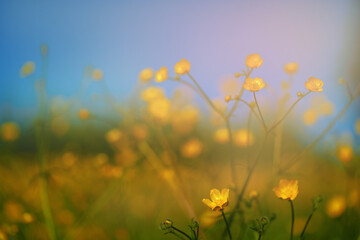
[
  {"x1": 213, "y1": 128, "x2": 229, "y2": 144},
  {"x1": 155, "y1": 67, "x2": 168, "y2": 82},
  {"x1": 284, "y1": 62, "x2": 299, "y2": 75},
  {"x1": 22, "y1": 213, "x2": 34, "y2": 223},
  {"x1": 20, "y1": 61, "x2": 35, "y2": 78},
  {"x1": 326, "y1": 196, "x2": 346, "y2": 218},
  {"x1": 245, "y1": 54, "x2": 263, "y2": 69},
  {"x1": 174, "y1": 59, "x2": 191, "y2": 75},
  {"x1": 249, "y1": 190, "x2": 259, "y2": 199},
  {"x1": 92, "y1": 69, "x2": 103, "y2": 81},
  {"x1": 1, "y1": 122, "x2": 20, "y2": 142},
  {"x1": 273, "y1": 179, "x2": 299, "y2": 200},
  {"x1": 305, "y1": 77, "x2": 324, "y2": 92},
  {"x1": 233, "y1": 129, "x2": 255, "y2": 147},
  {"x1": 181, "y1": 139, "x2": 203, "y2": 158},
  {"x1": 202, "y1": 188, "x2": 230, "y2": 211},
  {"x1": 303, "y1": 109, "x2": 318, "y2": 126},
  {"x1": 141, "y1": 87, "x2": 165, "y2": 102},
  {"x1": 147, "y1": 97, "x2": 171, "y2": 123},
  {"x1": 224, "y1": 95, "x2": 231, "y2": 103},
  {"x1": 138, "y1": 68, "x2": 154, "y2": 83},
  {"x1": 132, "y1": 124, "x2": 148, "y2": 140},
  {"x1": 105, "y1": 129, "x2": 122, "y2": 143},
  {"x1": 336, "y1": 145, "x2": 353, "y2": 163},
  {"x1": 234, "y1": 72, "x2": 241, "y2": 78},
  {"x1": 243, "y1": 77, "x2": 265, "y2": 92},
  {"x1": 78, "y1": 109, "x2": 90, "y2": 120}
]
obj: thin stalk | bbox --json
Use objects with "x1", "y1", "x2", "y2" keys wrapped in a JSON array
[
  {"x1": 171, "y1": 226, "x2": 192, "y2": 240},
  {"x1": 168, "y1": 77, "x2": 202, "y2": 96},
  {"x1": 279, "y1": 85, "x2": 360, "y2": 173},
  {"x1": 221, "y1": 209, "x2": 232, "y2": 240},
  {"x1": 300, "y1": 211, "x2": 314, "y2": 239},
  {"x1": 253, "y1": 92, "x2": 267, "y2": 132},
  {"x1": 225, "y1": 117, "x2": 238, "y2": 190},
  {"x1": 289, "y1": 200, "x2": 295, "y2": 240},
  {"x1": 258, "y1": 232, "x2": 262, "y2": 240},
  {"x1": 267, "y1": 91, "x2": 310, "y2": 133}
]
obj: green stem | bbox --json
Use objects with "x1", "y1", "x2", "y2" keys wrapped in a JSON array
[
  {"x1": 289, "y1": 200, "x2": 295, "y2": 240},
  {"x1": 221, "y1": 209, "x2": 232, "y2": 240},
  {"x1": 258, "y1": 232, "x2": 262, "y2": 240},
  {"x1": 171, "y1": 226, "x2": 192, "y2": 240},
  {"x1": 253, "y1": 92, "x2": 267, "y2": 132},
  {"x1": 300, "y1": 211, "x2": 314, "y2": 239}
]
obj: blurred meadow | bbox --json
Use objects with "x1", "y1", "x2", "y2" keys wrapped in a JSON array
[{"x1": 1, "y1": 0, "x2": 360, "y2": 239}]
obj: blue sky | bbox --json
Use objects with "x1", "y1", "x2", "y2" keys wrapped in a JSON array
[{"x1": 0, "y1": 0, "x2": 359, "y2": 141}]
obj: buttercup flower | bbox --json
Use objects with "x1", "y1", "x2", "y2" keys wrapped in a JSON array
[
  {"x1": 284, "y1": 62, "x2": 299, "y2": 75},
  {"x1": 326, "y1": 196, "x2": 346, "y2": 218},
  {"x1": 174, "y1": 59, "x2": 191, "y2": 75},
  {"x1": 233, "y1": 129, "x2": 255, "y2": 147},
  {"x1": 305, "y1": 77, "x2": 324, "y2": 92},
  {"x1": 155, "y1": 67, "x2": 168, "y2": 82},
  {"x1": 273, "y1": 179, "x2": 299, "y2": 200},
  {"x1": 245, "y1": 54, "x2": 263, "y2": 69},
  {"x1": 224, "y1": 95, "x2": 231, "y2": 103},
  {"x1": 92, "y1": 69, "x2": 103, "y2": 81},
  {"x1": 243, "y1": 77, "x2": 265, "y2": 92},
  {"x1": 20, "y1": 61, "x2": 35, "y2": 78},
  {"x1": 181, "y1": 138, "x2": 202, "y2": 158},
  {"x1": 213, "y1": 128, "x2": 230, "y2": 144},
  {"x1": 202, "y1": 188, "x2": 230, "y2": 211},
  {"x1": 138, "y1": 68, "x2": 154, "y2": 83}
]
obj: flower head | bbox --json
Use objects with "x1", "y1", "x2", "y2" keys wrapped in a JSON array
[
  {"x1": 78, "y1": 109, "x2": 90, "y2": 120},
  {"x1": 202, "y1": 188, "x2": 230, "y2": 211},
  {"x1": 181, "y1": 138, "x2": 202, "y2": 158},
  {"x1": 273, "y1": 179, "x2": 299, "y2": 200},
  {"x1": 243, "y1": 77, "x2": 265, "y2": 92},
  {"x1": 155, "y1": 67, "x2": 168, "y2": 82},
  {"x1": 1, "y1": 122, "x2": 20, "y2": 142},
  {"x1": 336, "y1": 145, "x2": 353, "y2": 163},
  {"x1": 20, "y1": 61, "x2": 35, "y2": 78},
  {"x1": 174, "y1": 59, "x2": 191, "y2": 75},
  {"x1": 138, "y1": 68, "x2": 154, "y2": 83},
  {"x1": 326, "y1": 196, "x2": 346, "y2": 218},
  {"x1": 305, "y1": 77, "x2": 324, "y2": 92},
  {"x1": 92, "y1": 69, "x2": 103, "y2": 81},
  {"x1": 245, "y1": 54, "x2": 263, "y2": 69},
  {"x1": 284, "y1": 62, "x2": 299, "y2": 75}
]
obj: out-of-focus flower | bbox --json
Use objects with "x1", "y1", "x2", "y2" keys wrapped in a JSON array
[
  {"x1": 224, "y1": 95, "x2": 232, "y2": 103},
  {"x1": 62, "y1": 152, "x2": 77, "y2": 167},
  {"x1": 220, "y1": 78, "x2": 240, "y2": 95},
  {"x1": 101, "y1": 164, "x2": 123, "y2": 178},
  {"x1": 181, "y1": 139, "x2": 203, "y2": 158},
  {"x1": 20, "y1": 61, "x2": 35, "y2": 78},
  {"x1": 94, "y1": 153, "x2": 109, "y2": 167},
  {"x1": 138, "y1": 68, "x2": 154, "y2": 83},
  {"x1": 320, "y1": 102, "x2": 334, "y2": 116},
  {"x1": 4, "y1": 201, "x2": 23, "y2": 222},
  {"x1": 0, "y1": 229, "x2": 7, "y2": 240},
  {"x1": 326, "y1": 196, "x2": 346, "y2": 218},
  {"x1": 141, "y1": 87, "x2": 165, "y2": 102},
  {"x1": 249, "y1": 190, "x2": 259, "y2": 199},
  {"x1": 245, "y1": 54, "x2": 263, "y2": 69},
  {"x1": 202, "y1": 188, "x2": 230, "y2": 211},
  {"x1": 355, "y1": 118, "x2": 360, "y2": 135},
  {"x1": 115, "y1": 148, "x2": 138, "y2": 167},
  {"x1": 92, "y1": 69, "x2": 103, "y2": 81},
  {"x1": 147, "y1": 98, "x2": 171, "y2": 123},
  {"x1": 132, "y1": 124, "x2": 148, "y2": 140},
  {"x1": 336, "y1": 145, "x2": 353, "y2": 163},
  {"x1": 281, "y1": 81, "x2": 291, "y2": 91},
  {"x1": 273, "y1": 179, "x2": 299, "y2": 200},
  {"x1": 305, "y1": 77, "x2": 323, "y2": 92},
  {"x1": 1, "y1": 122, "x2": 20, "y2": 142},
  {"x1": 51, "y1": 116, "x2": 69, "y2": 136},
  {"x1": 78, "y1": 109, "x2": 90, "y2": 120},
  {"x1": 171, "y1": 105, "x2": 199, "y2": 134},
  {"x1": 303, "y1": 109, "x2": 318, "y2": 126},
  {"x1": 155, "y1": 67, "x2": 168, "y2": 82},
  {"x1": 105, "y1": 129, "x2": 122, "y2": 143},
  {"x1": 174, "y1": 59, "x2": 191, "y2": 75},
  {"x1": 55, "y1": 209, "x2": 74, "y2": 226},
  {"x1": 243, "y1": 77, "x2": 265, "y2": 92},
  {"x1": 22, "y1": 213, "x2": 34, "y2": 224},
  {"x1": 233, "y1": 129, "x2": 255, "y2": 147},
  {"x1": 213, "y1": 128, "x2": 230, "y2": 144},
  {"x1": 284, "y1": 62, "x2": 299, "y2": 75}
]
